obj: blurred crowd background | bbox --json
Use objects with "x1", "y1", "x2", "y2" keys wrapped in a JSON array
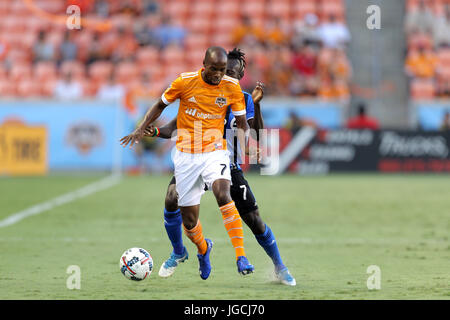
[
  {"x1": 0, "y1": 0, "x2": 352, "y2": 102},
  {"x1": 0, "y1": 0, "x2": 450, "y2": 175},
  {"x1": 405, "y1": 0, "x2": 450, "y2": 100}
]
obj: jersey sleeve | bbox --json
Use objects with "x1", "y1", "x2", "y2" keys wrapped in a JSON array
[
  {"x1": 161, "y1": 76, "x2": 183, "y2": 105},
  {"x1": 231, "y1": 87, "x2": 246, "y2": 117},
  {"x1": 244, "y1": 92, "x2": 255, "y2": 120}
]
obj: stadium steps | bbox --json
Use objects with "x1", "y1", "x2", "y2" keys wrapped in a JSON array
[{"x1": 345, "y1": 0, "x2": 409, "y2": 128}]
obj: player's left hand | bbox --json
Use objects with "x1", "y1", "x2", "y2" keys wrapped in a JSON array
[
  {"x1": 252, "y1": 81, "x2": 265, "y2": 104},
  {"x1": 143, "y1": 125, "x2": 156, "y2": 137},
  {"x1": 119, "y1": 128, "x2": 145, "y2": 148}
]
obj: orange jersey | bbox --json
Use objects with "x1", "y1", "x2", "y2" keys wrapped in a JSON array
[{"x1": 162, "y1": 69, "x2": 246, "y2": 154}]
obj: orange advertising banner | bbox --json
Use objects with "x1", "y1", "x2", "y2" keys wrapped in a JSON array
[{"x1": 0, "y1": 124, "x2": 48, "y2": 176}]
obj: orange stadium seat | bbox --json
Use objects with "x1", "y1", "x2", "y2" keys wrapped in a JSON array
[
  {"x1": 267, "y1": 1, "x2": 292, "y2": 20},
  {"x1": 0, "y1": 2, "x2": 10, "y2": 16},
  {"x1": 9, "y1": 63, "x2": 32, "y2": 81},
  {"x1": 25, "y1": 16, "x2": 51, "y2": 33},
  {"x1": 437, "y1": 48, "x2": 450, "y2": 66},
  {"x1": 185, "y1": 48, "x2": 206, "y2": 67},
  {"x1": 115, "y1": 62, "x2": 139, "y2": 84},
  {"x1": 241, "y1": 0, "x2": 265, "y2": 18},
  {"x1": 184, "y1": 34, "x2": 209, "y2": 50},
  {"x1": 6, "y1": 48, "x2": 31, "y2": 64},
  {"x1": 136, "y1": 47, "x2": 160, "y2": 67},
  {"x1": 191, "y1": 1, "x2": 215, "y2": 16},
  {"x1": 319, "y1": 1, "x2": 346, "y2": 21},
  {"x1": 34, "y1": 61, "x2": 58, "y2": 81},
  {"x1": 60, "y1": 61, "x2": 86, "y2": 79},
  {"x1": 293, "y1": 1, "x2": 317, "y2": 19},
  {"x1": 20, "y1": 32, "x2": 38, "y2": 50},
  {"x1": 213, "y1": 16, "x2": 238, "y2": 34},
  {"x1": 0, "y1": 65, "x2": 7, "y2": 80},
  {"x1": 186, "y1": 17, "x2": 212, "y2": 33},
  {"x1": 81, "y1": 78, "x2": 98, "y2": 97},
  {"x1": 9, "y1": 0, "x2": 27, "y2": 14},
  {"x1": 410, "y1": 78, "x2": 435, "y2": 100},
  {"x1": 162, "y1": 45, "x2": 184, "y2": 64},
  {"x1": 216, "y1": 1, "x2": 240, "y2": 17},
  {"x1": 40, "y1": 78, "x2": 57, "y2": 97},
  {"x1": 88, "y1": 61, "x2": 114, "y2": 81},
  {"x1": 164, "y1": 1, "x2": 189, "y2": 19},
  {"x1": 17, "y1": 79, "x2": 43, "y2": 98},
  {"x1": 2, "y1": 16, "x2": 25, "y2": 33},
  {"x1": 0, "y1": 79, "x2": 17, "y2": 97},
  {"x1": 210, "y1": 32, "x2": 232, "y2": 49}
]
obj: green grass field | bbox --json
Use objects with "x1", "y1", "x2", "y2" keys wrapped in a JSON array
[{"x1": 0, "y1": 173, "x2": 449, "y2": 300}]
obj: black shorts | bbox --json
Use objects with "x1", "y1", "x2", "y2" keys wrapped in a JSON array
[{"x1": 230, "y1": 168, "x2": 258, "y2": 215}]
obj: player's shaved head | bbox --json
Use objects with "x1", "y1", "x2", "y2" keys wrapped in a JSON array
[
  {"x1": 204, "y1": 46, "x2": 228, "y2": 65},
  {"x1": 202, "y1": 46, "x2": 228, "y2": 85}
]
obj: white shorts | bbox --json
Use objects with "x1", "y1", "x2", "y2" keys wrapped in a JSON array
[{"x1": 173, "y1": 149, "x2": 231, "y2": 207}]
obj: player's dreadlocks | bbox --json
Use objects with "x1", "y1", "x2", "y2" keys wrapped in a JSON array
[{"x1": 227, "y1": 48, "x2": 246, "y2": 77}]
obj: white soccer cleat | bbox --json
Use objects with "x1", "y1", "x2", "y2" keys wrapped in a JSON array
[
  {"x1": 275, "y1": 267, "x2": 297, "y2": 286},
  {"x1": 158, "y1": 247, "x2": 189, "y2": 278}
]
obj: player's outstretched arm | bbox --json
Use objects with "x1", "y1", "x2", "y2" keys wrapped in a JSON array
[
  {"x1": 120, "y1": 98, "x2": 167, "y2": 148},
  {"x1": 250, "y1": 81, "x2": 265, "y2": 141},
  {"x1": 144, "y1": 117, "x2": 177, "y2": 139}
]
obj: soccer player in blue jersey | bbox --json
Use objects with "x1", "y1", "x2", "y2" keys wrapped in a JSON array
[{"x1": 147, "y1": 48, "x2": 296, "y2": 286}]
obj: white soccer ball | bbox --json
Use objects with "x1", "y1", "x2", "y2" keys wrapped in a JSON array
[{"x1": 119, "y1": 247, "x2": 153, "y2": 281}]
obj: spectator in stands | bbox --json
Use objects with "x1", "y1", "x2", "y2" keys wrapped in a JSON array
[
  {"x1": 405, "y1": 0, "x2": 435, "y2": 35},
  {"x1": 142, "y1": 0, "x2": 160, "y2": 14},
  {"x1": 119, "y1": 0, "x2": 139, "y2": 16},
  {"x1": 53, "y1": 72, "x2": 83, "y2": 100},
  {"x1": 264, "y1": 45, "x2": 292, "y2": 95},
  {"x1": 433, "y1": 4, "x2": 450, "y2": 48},
  {"x1": 231, "y1": 15, "x2": 264, "y2": 46},
  {"x1": 134, "y1": 14, "x2": 157, "y2": 46},
  {"x1": 329, "y1": 47, "x2": 352, "y2": 82},
  {"x1": 153, "y1": 15, "x2": 186, "y2": 49},
  {"x1": 94, "y1": 0, "x2": 109, "y2": 18},
  {"x1": 264, "y1": 16, "x2": 288, "y2": 45},
  {"x1": 290, "y1": 44, "x2": 319, "y2": 96},
  {"x1": 87, "y1": 31, "x2": 107, "y2": 64},
  {"x1": 284, "y1": 111, "x2": 317, "y2": 134},
  {"x1": 59, "y1": 31, "x2": 78, "y2": 63},
  {"x1": 404, "y1": 44, "x2": 438, "y2": 78},
  {"x1": 111, "y1": 27, "x2": 139, "y2": 62},
  {"x1": 32, "y1": 30, "x2": 56, "y2": 63},
  {"x1": 291, "y1": 13, "x2": 321, "y2": 49},
  {"x1": 440, "y1": 111, "x2": 450, "y2": 131},
  {"x1": 346, "y1": 103, "x2": 380, "y2": 130},
  {"x1": 96, "y1": 72, "x2": 125, "y2": 101},
  {"x1": 317, "y1": 13, "x2": 351, "y2": 49}
]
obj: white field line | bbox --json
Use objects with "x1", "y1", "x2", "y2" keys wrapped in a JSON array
[{"x1": 0, "y1": 174, "x2": 121, "y2": 228}]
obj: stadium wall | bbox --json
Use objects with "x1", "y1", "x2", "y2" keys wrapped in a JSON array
[{"x1": 0, "y1": 99, "x2": 343, "y2": 174}]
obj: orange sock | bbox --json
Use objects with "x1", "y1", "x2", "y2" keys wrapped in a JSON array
[
  {"x1": 183, "y1": 220, "x2": 207, "y2": 255},
  {"x1": 220, "y1": 201, "x2": 246, "y2": 259}
]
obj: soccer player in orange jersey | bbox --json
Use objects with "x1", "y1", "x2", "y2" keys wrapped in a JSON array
[{"x1": 120, "y1": 47, "x2": 254, "y2": 280}]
